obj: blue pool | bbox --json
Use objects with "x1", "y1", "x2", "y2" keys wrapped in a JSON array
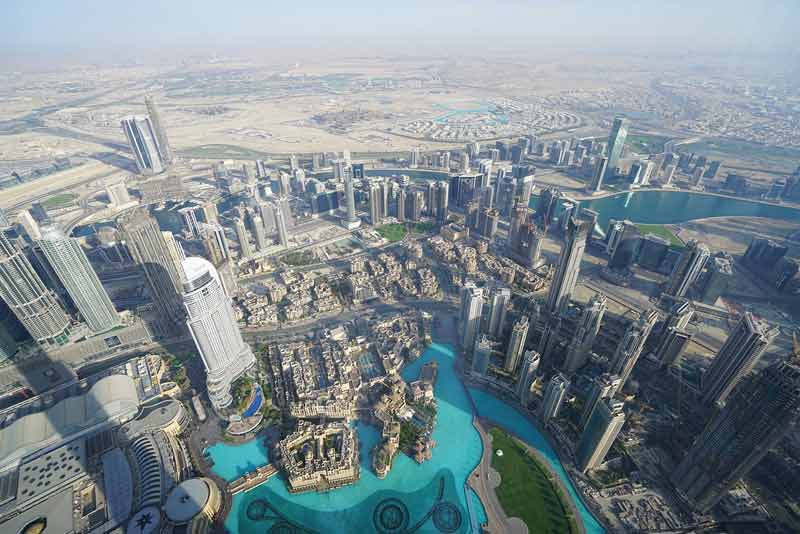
[{"x1": 208, "y1": 343, "x2": 604, "y2": 533}]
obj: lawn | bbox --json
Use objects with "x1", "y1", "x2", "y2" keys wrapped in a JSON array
[
  {"x1": 489, "y1": 428, "x2": 577, "y2": 534},
  {"x1": 41, "y1": 193, "x2": 77, "y2": 209},
  {"x1": 625, "y1": 133, "x2": 669, "y2": 155},
  {"x1": 282, "y1": 250, "x2": 317, "y2": 266},
  {"x1": 376, "y1": 223, "x2": 407, "y2": 242},
  {"x1": 634, "y1": 223, "x2": 684, "y2": 248},
  {"x1": 412, "y1": 222, "x2": 438, "y2": 234}
]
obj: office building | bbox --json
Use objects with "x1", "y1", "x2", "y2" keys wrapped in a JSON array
[
  {"x1": 251, "y1": 213, "x2": 268, "y2": 251},
  {"x1": 517, "y1": 350, "x2": 540, "y2": 406},
  {"x1": 234, "y1": 218, "x2": 253, "y2": 259},
  {"x1": 202, "y1": 201, "x2": 219, "y2": 225},
  {"x1": 396, "y1": 187, "x2": 406, "y2": 222},
  {"x1": 664, "y1": 240, "x2": 710, "y2": 298},
  {"x1": 144, "y1": 95, "x2": 173, "y2": 166},
  {"x1": 472, "y1": 335, "x2": 493, "y2": 376},
  {"x1": 201, "y1": 223, "x2": 231, "y2": 265},
  {"x1": 37, "y1": 225, "x2": 119, "y2": 334},
  {"x1": 576, "y1": 399, "x2": 626, "y2": 472},
  {"x1": 485, "y1": 287, "x2": 510, "y2": 338},
  {"x1": 119, "y1": 209, "x2": 184, "y2": 336},
  {"x1": 274, "y1": 201, "x2": 289, "y2": 248},
  {"x1": 409, "y1": 190, "x2": 424, "y2": 221},
  {"x1": 369, "y1": 183, "x2": 383, "y2": 226},
  {"x1": 182, "y1": 257, "x2": 256, "y2": 412},
  {"x1": 120, "y1": 115, "x2": 165, "y2": 176},
  {"x1": 0, "y1": 208, "x2": 9, "y2": 228},
  {"x1": 540, "y1": 373, "x2": 569, "y2": 424},
  {"x1": 563, "y1": 294, "x2": 607, "y2": 374},
  {"x1": 546, "y1": 217, "x2": 590, "y2": 315},
  {"x1": 579, "y1": 374, "x2": 622, "y2": 429},
  {"x1": 434, "y1": 181, "x2": 449, "y2": 224},
  {"x1": 0, "y1": 232, "x2": 71, "y2": 346},
  {"x1": 504, "y1": 316, "x2": 529, "y2": 373},
  {"x1": 637, "y1": 234, "x2": 670, "y2": 271},
  {"x1": 610, "y1": 309, "x2": 658, "y2": 389},
  {"x1": 701, "y1": 312, "x2": 779, "y2": 406},
  {"x1": 605, "y1": 118, "x2": 628, "y2": 178},
  {"x1": 410, "y1": 147, "x2": 420, "y2": 168},
  {"x1": 589, "y1": 157, "x2": 608, "y2": 192},
  {"x1": 672, "y1": 358, "x2": 800, "y2": 511},
  {"x1": 162, "y1": 231, "x2": 186, "y2": 281},
  {"x1": 459, "y1": 283, "x2": 484, "y2": 351},
  {"x1": 533, "y1": 187, "x2": 559, "y2": 229},
  {"x1": 477, "y1": 208, "x2": 499, "y2": 239},
  {"x1": 106, "y1": 181, "x2": 133, "y2": 209},
  {"x1": 654, "y1": 327, "x2": 692, "y2": 368}
]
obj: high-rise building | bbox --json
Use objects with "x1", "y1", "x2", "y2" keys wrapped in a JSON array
[
  {"x1": 608, "y1": 220, "x2": 641, "y2": 270},
  {"x1": 540, "y1": 373, "x2": 569, "y2": 424},
  {"x1": 563, "y1": 294, "x2": 607, "y2": 374},
  {"x1": 369, "y1": 183, "x2": 383, "y2": 226},
  {"x1": 202, "y1": 201, "x2": 219, "y2": 225},
  {"x1": 504, "y1": 316, "x2": 529, "y2": 373},
  {"x1": 201, "y1": 223, "x2": 230, "y2": 265},
  {"x1": 533, "y1": 187, "x2": 559, "y2": 229},
  {"x1": 472, "y1": 335, "x2": 493, "y2": 375},
  {"x1": 434, "y1": 181, "x2": 449, "y2": 224},
  {"x1": 485, "y1": 287, "x2": 510, "y2": 338},
  {"x1": 610, "y1": 309, "x2": 658, "y2": 389},
  {"x1": 605, "y1": 118, "x2": 628, "y2": 179},
  {"x1": 119, "y1": 209, "x2": 184, "y2": 336},
  {"x1": 251, "y1": 213, "x2": 268, "y2": 251},
  {"x1": 234, "y1": 218, "x2": 253, "y2": 259},
  {"x1": 654, "y1": 327, "x2": 692, "y2": 369},
  {"x1": 517, "y1": 350, "x2": 540, "y2": 406},
  {"x1": 410, "y1": 190, "x2": 424, "y2": 221},
  {"x1": 538, "y1": 316, "x2": 561, "y2": 367},
  {"x1": 181, "y1": 257, "x2": 256, "y2": 412},
  {"x1": 274, "y1": 201, "x2": 289, "y2": 248},
  {"x1": 0, "y1": 232, "x2": 71, "y2": 346},
  {"x1": 120, "y1": 116, "x2": 165, "y2": 176},
  {"x1": 579, "y1": 373, "x2": 622, "y2": 429},
  {"x1": 576, "y1": 399, "x2": 626, "y2": 472},
  {"x1": 459, "y1": 283, "x2": 484, "y2": 351},
  {"x1": 546, "y1": 217, "x2": 590, "y2": 315},
  {"x1": 701, "y1": 312, "x2": 779, "y2": 406},
  {"x1": 106, "y1": 181, "x2": 133, "y2": 209},
  {"x1": 589, "y1": 157, "x2": 608, "y2": 192},
  {"x1": 664, "y1": 240, "x2": 710, "y2": 298},
  {"x1": 0, "y1": 208, "x2": 9, "y2": 229},
  {"x1": 144, "y1": 95, "x2": 173, "y2": 166},
  {"x1": 38, "y1": 225, "x2": 119, "y2": 334},
  {"x1": 410, "y1": 147, "x2": 420, "y2": 169},
  {"x1": 672, "y1": 357, "x2": 800, "y2": 511},
  {"x1": 396, "y1": 187, "x2": 406, "y2": 222}
]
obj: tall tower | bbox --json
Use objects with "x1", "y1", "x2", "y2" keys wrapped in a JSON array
[
  {"x1": 342, "y1": 165, "x2": 361, "y2": 229},
  {"x1": 654, "y1": 327, "x2": 692, "y2": 369},
  {"x1": 517, "y1": 350, "x2": 540, "y2": 407},
  {"x1": 610, "y1": 309, "x2": 658, "y2": 389},
  {"x1": 162, "y1": 231, "x2": 186, "y2": 281},
  {"x1": 397, "y1": 187, "x2": 406, "y2": 222},
  {"x1": 605, "y1": 117, "x2": 628, "y2": 179},
  {"x1": 274, "y1": 201, "x2": 290, "y2": 248},
  {"x1": 434, "y1": 181, "x2": 449, "y2": 224},
  {"x1": 250, "y1": 214, "x2": 268, "y2": 251},
  {"x1": 0, "y1": 232, "x2": 71, "y2": 346},
  {"x1": 369, "y1": 184, "x2": 383, "y2": 226},
  {"x1": 563, "y1": 294, "x2": 607, "y2": 374},
  {"x1": 504, "y1": 316, "x2": 529, "y2": 373},
  {"x1": 576, "y1": 399, "x2": 626, "y2": 473},
  {"x1": 459, "y1": 282, "x2": 484, "y2": 351},
  {"x1": 546, "y1": 217, "x2": 590, "y2": 315},
  {"x1": 119, "y1": 209, "x2": 184, "y2": 336},
  {"x1": 37, "y1": 225, "x2": 119, "y2": 334},
  {"x1": 589, "y1": 157, "x2": 608, "y2": 193},
  {"x1": 540, "y1": 373, "x2": 569, "y2": 424},
  {"x1": 579, "y1": 373, "x2": 622, "y2": 429},
  {"x1": 672, "y1": 358, "x2": 800, "y2": 511},
  {"x1": 485, "y1": 287, "x2": 510, "y2": 338},
  {"x1": 664, "y1": 240, "x2": 710, "y2": 298},
  {"x1": 120, "y1": 116, "x2": 165, "y2": 176},
  {"x1": 234, "y1": 218, "x2": 253, "y2": 259},
  {"x1": 472, "y1": 335, "x2": 493, "y2": 375},
  {"x1": 144, "y1": 95, "x2": 173, "y2": 166},
  {"x1": 701, "y1": 312, "x2": 779, "y2": 406},
  {"x1": 182, "y1": 257, "x2": 256, "y2": 412}
]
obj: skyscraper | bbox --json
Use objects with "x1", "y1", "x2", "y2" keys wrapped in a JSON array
[
  {"x1": 672, "y1": 357, "x2": 800, "y2": 511},
  {"x1": 342, "y1": 165, "x2": 361, "y2": 229},
  {"x1": 274, "y1": 201, "x2": 289, "y2": 248},
  {"x1": 121, "y1": 116, "x2": 165, "y2": 176},
  {"x1": 610, "y1": 309, "x2": 658, "y2": 389},
  {"x1": 563, "y1": 294, "x2": 607, "y2": 374},
  {"x1": 119, "y1": 209, "x2": 184, "y2": 336},
  {"x1": 517, "y1": 350, "x2": 540, "y2": 407},
  {"x1": 701, "y1": 312, "x2": 779, "y2": 406},
  {"x1": 589, "y1": 157, "x2": 608, "y2": 192},
  {"x1": 576, "y1": 399, "x2": 626, "y2": 473},
  {"x1": 434, "y1": 181, "x2": 449, "y2": 224},
  {"x1": 369, "y1": 183, "x2": 383, "y2": 226},
  {"x1": 251, "y1": 213, "x2": 268, "y2": 251},
  {"x1": 459, "y1": 283, "x2": 484, "y2": 351},
  {"x1": 504, "y1": 316, "x2": 529, "y2": 373},
  {"x1": 546, "y1": 217, "x2": 590, "y2": 315},
  {"x1": 605, "y1": 117, "x2": 628, "y2": 179},
  {"x1": 579, "y1": 373, "x2": 622, "y2": 429},
  {"x1": 485, "y1": 287, "x2": 510, "y2": 338},
  {"x1": 144, "y1": 95, "x2": 173, "y2": 166},
  {"x1": 234, "y1": 218, "x2": 253, "y2": 259},
  {"x1": 472, "y1": 335, "x2": 493, "y2": 375},
  {"x1": 654, "y1": 327, "x2": 692, "y2": 369},
  {"x1": 397, "y1": 187, "x2": 406, "y2": 222},
  {"x1": 664, "y1": 240, "x2": 710, "y2": 298},
  {"x1": 37, "y1": 225, "x2": 119, "y2": 334},
  {"x1": 540, "y1": 373, "x2": 570, "y2": 424},
  {"x1": 182, "y1": 257, "x2": 256, "y2": 412},
  {"x1": 0, "y1": 232, "x2": 71, "y2": 346}
]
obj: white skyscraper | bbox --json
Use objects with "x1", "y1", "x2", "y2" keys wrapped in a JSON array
[
  {"x1": 182, "y1": 257, "x2": 256, "y2": 412},
  {"x1": 517, "y1": 350, "x2": 540, "y2": 407},
  {"x1": 459, "y1": 282, "x2": 484, "y2": 352},
  {"x1": 234, "y1": 218, "x2": 253, "y2": 259},
  {"x1": 664, "y1": 240, "x2": 710, "y2": 299},
  {"x1": 546, "y1": 217, "x2": 590, "y2": 315},
  {"x1": 576, "y1": 399, "x2": 626, "y2": 473},
  {"x1": 342, "y1": 165, "x2": 361, "y2": 229},
  {"x1": 38, "y1": 225, "x2": 119, "y2": 334},
  {"x1": 540, "y1": 373, "x2": 569, "y2": 424},
  {"x1": 563, "y1": 294, "x2": 607, "y2": 374},
  {"x1": 504, "y1": 316, "x2": 529, "y2": 373},
  {"x1": 485, "y1": 287, "x2": 510, "y2": 338},
  {"x1": 610, "y1": 309, "x2": 659, "y2": 389},
  {"x1": 121, "y1": 115, "x2": 165, "y2": 176}
]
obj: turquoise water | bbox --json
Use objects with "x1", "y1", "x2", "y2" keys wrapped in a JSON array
[
  {"x1": 205, "y1": 436, "x2": 270, "y2": 482},
  {"x1": 468, "y1": 388, "x2": 605, "y2": 534},
  {"x1": 209, "y1": 343, "x2": 488, "y2": 533}
]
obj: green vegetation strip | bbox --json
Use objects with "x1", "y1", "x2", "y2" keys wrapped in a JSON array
[
  {"x1": 376, "y1": 223, "x2": 407, "y2": 242},
  {"x1": 625, "y1": 133, "x2": 669, "y2": 155},
  {"x1": 41, "y1": 193, "x2": 77, "y2": 209},
  {"x1": 282, "y1": 250, "x2": 316, "y2": 266},
  {"x1": 634, "y1": 223, "x2": 684, "y2": 248},
  {"x1": 489, "y1": 428, "x2": 578, "y2": 534}
]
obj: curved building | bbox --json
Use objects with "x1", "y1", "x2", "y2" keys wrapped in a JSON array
[
  {"x1": 181, "y1": 257, "x2": 255, "y2": 412},
  {"x1": 37, "y1": 225, "x2": 120, "y2": 334},
  {"x1": 0, "y1": 232, "x2": 71, "y2": 346}
]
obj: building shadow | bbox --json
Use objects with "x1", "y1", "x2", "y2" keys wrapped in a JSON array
[{"x1": 90, "y1": 152, "x2": 138, "y2": 173}]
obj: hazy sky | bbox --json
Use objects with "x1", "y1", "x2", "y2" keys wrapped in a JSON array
[{"x1": 1, "y1": 0, "x2": 797, "y2": 64}]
